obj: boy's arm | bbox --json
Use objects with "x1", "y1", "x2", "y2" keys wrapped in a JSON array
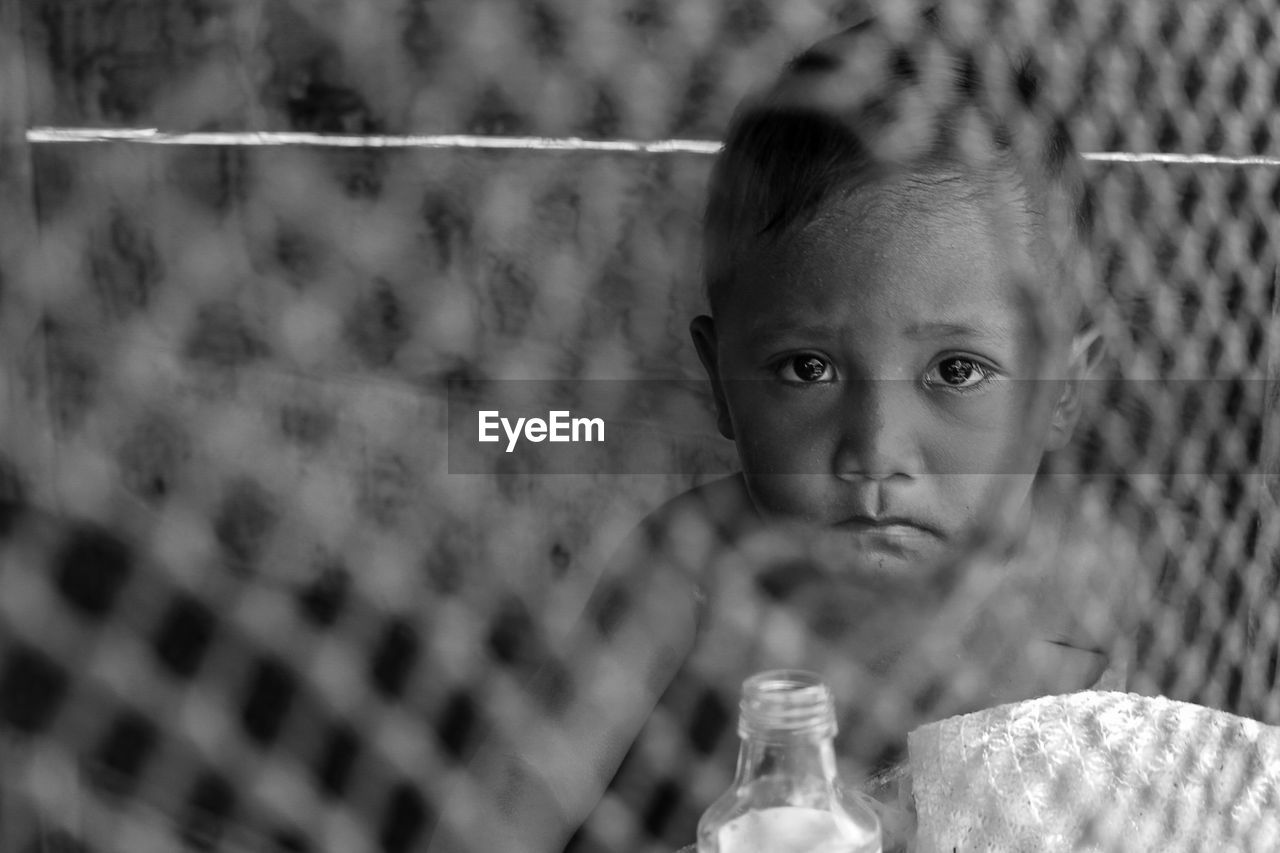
[
  {"x1": 429, "y1": 526, "x2": 702, "y2": 853},
  {"x1": 1020, "y1": 487, "x2": 1146, "y2": 695}
]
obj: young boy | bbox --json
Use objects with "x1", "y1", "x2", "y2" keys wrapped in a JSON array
[{"x1": 434, "y1": 15, "x2": 1137, "y2": 853}]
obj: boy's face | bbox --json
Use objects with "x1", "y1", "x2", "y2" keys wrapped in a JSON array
[{"x1": 693, "y1": 175, "x2": 1086, "y2": 582}]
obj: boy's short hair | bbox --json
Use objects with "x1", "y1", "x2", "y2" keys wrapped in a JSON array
[{"x1": 702, "y1": 17, "x2": 1094, "y2": 336}]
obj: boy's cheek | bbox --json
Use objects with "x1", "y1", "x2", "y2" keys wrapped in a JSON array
[
  {"x1": 728, "y1": 407, "x2": 835, "y2": 476},
  {"x1": 919, "y1": 427, "x2": 1045, "y2": 477},
  {"x1": 736, "y1": 436, "x2": 829, "y2": 477},
  {"x1": 945, "y1": 402, "x2": 1060, "y2": 474},
  {"x1": 738, "y1": 474, "x2": 830, "y2": 521}
]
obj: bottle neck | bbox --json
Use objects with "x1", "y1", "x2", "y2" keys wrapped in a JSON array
[{"x1": 733, "y1": 732, "x2": 839, "y2": 788}]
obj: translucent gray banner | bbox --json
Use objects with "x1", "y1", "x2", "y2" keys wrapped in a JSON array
[{"x1": 446, "y1": 379, "x2": 1279, "y2": 476}]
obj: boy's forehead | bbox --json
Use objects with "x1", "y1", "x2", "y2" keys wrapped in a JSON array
[
  {"x1": 773, "y1": 173, "x2": 1036, "y2": 288},
  {"x1": 725, "y1": 178, "x2": 1070, "y2": 351},
  {"x1": 820, "y1": 170, "x2": 1027, "y2": 242}
]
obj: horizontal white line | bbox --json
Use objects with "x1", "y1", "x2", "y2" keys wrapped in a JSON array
[
  {"x1": 22, "y1": 127, "x2": 1280, "y2": 165},
  {"x1": 24, "y1": 127, "x2": 724, "y2": 153},
  {"x1": 1082, "y1": 152, "x2": 1280, "y2": 166}
]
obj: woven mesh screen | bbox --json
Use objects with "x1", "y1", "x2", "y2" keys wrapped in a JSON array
[{"x1": 0, "y1": 1, "x2": 1279, "y2": 852}]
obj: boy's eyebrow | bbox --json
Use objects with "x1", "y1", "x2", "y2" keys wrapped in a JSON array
[
  {"x1": 742, "y1": 322, "x2": 838, "y2": 345},
  {"x1": 740, "y1": 319, "x2": 1016, "y2": 345},
  {"x1": 902, "y1": 319, "x2": 1014, "y2": 341}
]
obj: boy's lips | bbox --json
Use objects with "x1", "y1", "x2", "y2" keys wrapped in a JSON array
[
  {"x1": 807, "y1": 515, "x2": 948, "y2": 583},
  {"x1": 835, "y1": 515, "x2": 944, "y2": 538}
]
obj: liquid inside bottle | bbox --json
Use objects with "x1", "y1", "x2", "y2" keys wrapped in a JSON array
[{"x1": 696, "y1": 670, "x2": 881, "y2": 853}]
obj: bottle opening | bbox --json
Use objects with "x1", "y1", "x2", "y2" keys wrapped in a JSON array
[{"x1": 738, "y1": 669, "x2": 837, "y2": 740}]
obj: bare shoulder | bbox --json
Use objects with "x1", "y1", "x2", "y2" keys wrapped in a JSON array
[
  {"x1": 596, "y1": 474, "x2": 753, "y2": 626},
  {"x1": 635, "y1": 473, "x2": 754, "y2": 542}
]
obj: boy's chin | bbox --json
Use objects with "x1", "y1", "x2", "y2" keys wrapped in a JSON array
[{"x1": 805, "y1": 526, "x2": 952, "y2": 587}]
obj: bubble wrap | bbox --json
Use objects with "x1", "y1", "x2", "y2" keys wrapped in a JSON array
[{"x1": 908, "y1": 691, "x2": 1280, "y2": 852}]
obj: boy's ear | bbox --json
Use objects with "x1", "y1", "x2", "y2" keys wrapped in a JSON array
[
  {"x1": 690, "y1": 315, "x2": 735, "y2": 441},
  {"x1": 1046, "y1": 325, "x2": 1104, "y2": 451}
]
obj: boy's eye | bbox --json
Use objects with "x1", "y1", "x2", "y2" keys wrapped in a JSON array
[
  {"x1": 778, "y1": 354, "x2": 834, "y2": 383},
  {"x1": 926, "y1": 356, "x2": 992, "y2": 390}
]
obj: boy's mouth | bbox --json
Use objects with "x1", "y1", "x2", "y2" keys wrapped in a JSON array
[
  {"x1": 835, "y1": 515, "x2": 943, "y2": 539},
  {"x1": 807, "y1": 517, "x2": 948, "y2": 584}
]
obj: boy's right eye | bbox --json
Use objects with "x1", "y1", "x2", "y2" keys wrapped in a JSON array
[{"x1": 776, "y1": 354, "x2": 834, "y2": 383}]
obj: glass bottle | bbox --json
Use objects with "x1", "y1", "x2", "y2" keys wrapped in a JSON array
[{"x1": 696, "y1": 670, "x2": 881, "y2": 853}]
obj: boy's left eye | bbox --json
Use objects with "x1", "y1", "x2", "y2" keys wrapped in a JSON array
[{"x1": 925, "y1": 356, "x2": 994, "y2": 390}]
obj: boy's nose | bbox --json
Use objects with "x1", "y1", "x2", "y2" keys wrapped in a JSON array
[{"x1": 832, "y1": 379, "x2": 921, "y2": 481}]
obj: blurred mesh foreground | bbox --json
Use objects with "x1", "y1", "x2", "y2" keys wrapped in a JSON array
[{"x1": 1, "y1": 0, "x2": 1279, "y2": 851}]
